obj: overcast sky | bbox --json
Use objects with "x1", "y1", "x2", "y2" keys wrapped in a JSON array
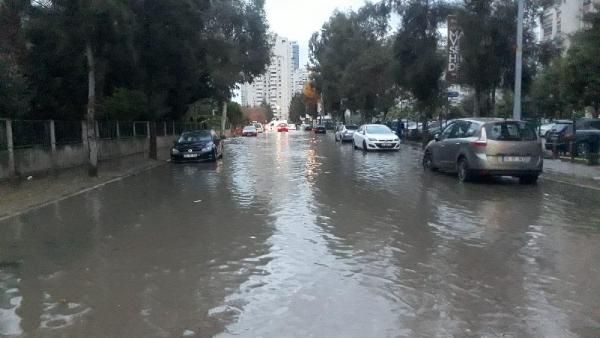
[{"x1": 265, "y1": 0, "x2": 368, "y2": 65}]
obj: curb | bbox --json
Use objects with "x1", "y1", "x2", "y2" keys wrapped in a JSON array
[{"x1": 0, "y1": 160, "x2": 168, "y2": 223}]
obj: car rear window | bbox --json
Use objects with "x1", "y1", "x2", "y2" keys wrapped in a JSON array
[
  {"x1": 551, "y1": 123, "x2": 571, "y2": 132},
  {"x1": 346, "y1": 125, "x2": 358, "y2": 130},
  {"x1": 485, "y1": 122, "x2": 537, "y2": 141}
]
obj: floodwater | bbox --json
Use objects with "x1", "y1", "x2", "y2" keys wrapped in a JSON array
[{"x1": 1, "y1": 131, "x2": 600, "y2": 337}]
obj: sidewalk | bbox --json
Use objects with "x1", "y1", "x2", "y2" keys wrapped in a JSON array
[
  {"x1": 0, "y1": 153, "x2": 168, "y2": 221},
  {"x1": 542, "y1": 158, "x2": 600, "y2": 190}
]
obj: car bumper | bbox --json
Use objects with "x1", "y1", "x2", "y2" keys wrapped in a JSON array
[
  {"x1": 171, "y1": 150, "x2": 213, "y2": 162},
  {"x1": 366, "y1": 141, "x2": 400, "y2": 150},
  {"x1": 315, "y1": 130, "x2": 326, "y2": 134},
  {"x1": 242, "y1": 133, "x2": 257, "y2": 136},
  {"x1": 340, "y1": 134, "x2": 354, "y2": 141},
  {"x1": 468, "y1": 154, "x2": 543, "y2": 174}
]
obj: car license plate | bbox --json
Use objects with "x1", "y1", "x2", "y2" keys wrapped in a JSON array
[
  {"x1": 503, "y1": 156, "x2": 529, "y2": 162},
  {"x1": 184, "y1": 154, "x2": 198, "y2": 158},
  {"x1": 382, "y1": 143, "x2": 393, "y2": 148}
]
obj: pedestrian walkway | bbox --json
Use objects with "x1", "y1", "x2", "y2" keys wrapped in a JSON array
[
  {"x1": 542, "y1": 158, "x2": 600, "y2": 189},
  {"x1": 0, "y1": 154, "x2": 168, "y2": 221}
]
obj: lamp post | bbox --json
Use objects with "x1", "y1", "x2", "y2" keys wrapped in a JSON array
[{"x1": 513, "y1": 0, "x2": 524, "y2": 120}]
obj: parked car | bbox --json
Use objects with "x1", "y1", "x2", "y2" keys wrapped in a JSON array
[
  {"x1": 277, "y1": 123, "x2": 289, "y2": 132},
  {"x1": 301, "y1": 124, "x2": 313, "y2": 131},
  {"x1": 171, "y1": 130, "x2": 224, "y2": 162},
  {"x1": 423, "y1": 118, "x2": 543, "y2": 184},
  {"x1": 335, "y1": 125, "x2": 358, "y2": 142},
  {"x1": 539, "y1": 123, "x2": 555, "y2": 137},
  {"x1": 288, "y1": 123, "x2": 297, "y2": 131},
  {"x1": 544, "y1": 120, "x2": 573, "y2": 153},
  {"x1": 242, "y1": 125, "x2": 258, "y2": 137},
  {"x1": 573, "y1": 119, "x2": 600, "y2": 157},
  {"x1": 353, "y1": 124, "x2": 400, "y2": 151},
  {"x1": 253, "y1": 123, "x2": 264, "y2": 133},
  {"x1": 314, "y1": 125, "x2": 326, "y2": 134}
]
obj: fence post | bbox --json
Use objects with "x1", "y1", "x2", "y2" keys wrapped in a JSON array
[
  {"x1": 149, "y1": 122, "x2": 157, "y2": 160},
  {"x1": 49, "y1": 120, "x2": 57, "y2": 172},
  {"x1": 6, "y1": 120, "x2": 16, "y2": 177},
  {"x1": 146, "y1": 121, "x2": 150, "y2": 139},
  {"x1": 172, "y1": 121, "x2": 176, "y2": 135},
  {"x1": 163, "y1": 121, "x2": 167, "y2": 137},
  {"x1": 95, "y1": 121, "x2": 100, "y2": 139},
  {"x1": 115, "y1": 121, "x2": 120, "y2": 139},
  {"x1": 133, "y1": 122, "x2": 137, "y2": 137},
  {"x1": 81, "y1": 120, "x2": 89, "y2": 149}
]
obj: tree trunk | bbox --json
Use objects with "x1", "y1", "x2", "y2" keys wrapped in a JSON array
[
  {"x1": 221, "y1": 101, "x2": 227, "y2": 136},
  {"x1": 491, "y1": 87, "x2": 497, "y2": 116},
  {"x1": 86, "y1": 41, "x2": 98, "y2": 177},
  {"x1": 473, "y1": 88, "x2": 481, "y2": 117}
]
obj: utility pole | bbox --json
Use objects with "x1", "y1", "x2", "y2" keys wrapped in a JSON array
[{"x1": 513, "y1": 0, "x2": 524, "y2": 120}]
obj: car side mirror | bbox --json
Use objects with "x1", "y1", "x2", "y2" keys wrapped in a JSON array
[{"x1": 434, "y1": 133, "x2": 440, "y2": 142}]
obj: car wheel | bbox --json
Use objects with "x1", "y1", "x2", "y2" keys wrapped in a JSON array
[
  {"x1": 457, "y1": 157, "x2": 472, "y2": 182},
  {"x1": 210, "y1": 148, "x2": 218, "y2": 162},
  {"x1": 353, "y1": 140, "x2": 358, "y2": 150},
  {"x1": 576, "y1": 142, "x2": 590, "y2": 158},
  {"x1": 422, "y1": 151, "x2": 437, "y2": 171},
  {"x1": 363, "y1": 141, "x2": 368, "y2": 152},
  {"x1": 519, "y1": 175, "x2": 539, "y2": 185}
]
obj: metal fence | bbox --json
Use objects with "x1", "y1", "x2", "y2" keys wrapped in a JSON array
[
  {"x1": 55, "y1": 120, "x2": 83, "y2": 145},
  {"x1": 12, "y1": 120, "x2": 51, "y2": 149},
  {"x1": 98, "y1": 121, "x2": 118, "y2": 140}
]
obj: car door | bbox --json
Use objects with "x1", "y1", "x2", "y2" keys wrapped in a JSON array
[
  {"x1": 433, "y1": 122, "x2": 457, "y2": 169},
  {"x1": 443, "y1": 121, "x2": 473, "y2": 165},
  {"x1": 354, "y1": 126, "x2": 365, "y2": 147},
  {"x1": 211, "y1": 131, "x2": 222, "y2": 156}
]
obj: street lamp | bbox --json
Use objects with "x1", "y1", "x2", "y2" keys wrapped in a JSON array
[{"x1": 513, "y1": 0, "x2": 524, "y2": 120}]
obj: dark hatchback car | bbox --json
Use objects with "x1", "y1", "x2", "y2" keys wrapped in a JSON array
[
  {"x1": 171, "y1": 130, "x2": 224, "y2": 162},
  {"x1": 314, "y1": 125, "x2": 326, "y2": 134}
]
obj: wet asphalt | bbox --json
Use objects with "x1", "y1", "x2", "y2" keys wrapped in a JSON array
[{"x1": 1, "y1": 131, "x2": 600, "y2": 337}]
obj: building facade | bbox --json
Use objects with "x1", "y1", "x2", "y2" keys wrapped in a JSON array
[
  {"x1": 240, "y1": 35, "x2": 295, "y2": 120},
  {"x1": 292, "y1": 41, "x2": 300, "y2": 71},
  {"x1": 540, "y1": 0, "x2": 599, "y2": 47},
  {"x1": 293, "y1": 67, "x2": 309, "y2": 95}
]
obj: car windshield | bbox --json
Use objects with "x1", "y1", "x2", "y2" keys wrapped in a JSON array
[
  {"x1": 178, "y1": 131, "x2": 212, "y2": 143},
  {"x1": 485, "y1": 122, "x2": 537, "y2": 141},
  {"x1": 551, "y1": 123, "x2": 572, "y2": 132},
  {"x1": 345, "y1": 125, "x2": 358, "y2": 130},
  {"x1": 244, "y1": 126, "x2": 256, "y2": 131},
  {"x1": 366, "y1": 125, "x2": 392, "y2": 134},
  {"x1": 253, "y1": 124, "x2": 262, "y2": 128}
]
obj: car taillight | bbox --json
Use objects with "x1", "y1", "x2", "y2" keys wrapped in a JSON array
[{"x1": 470, "y1": 127, "x2": 487, "y2": 147}]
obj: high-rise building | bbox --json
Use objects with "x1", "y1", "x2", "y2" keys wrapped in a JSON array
[
  {"x1": 291, "y1": 41, "x2": 300, "y2": 71},
  {"x1": 240, "y1": 35, "x2": 295, "y2": 121},
  {"x1": 293, "y1": 68, "x2": 309, "y2": 94},
  {"x1": 540, "y1": 0, "x2": 599, "y2": 48}
]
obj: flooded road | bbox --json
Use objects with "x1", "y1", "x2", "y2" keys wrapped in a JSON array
[{"x1": 1, "y1": 131, "x2": 600, "y2": 337}]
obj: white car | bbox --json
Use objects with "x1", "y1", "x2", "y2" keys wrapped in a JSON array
[
  {"x1": 253, "y1": 123, "x2": 264, "y2": 133},
  {"x1": 353, "y1": 124, "x2": 400, "y2": 151},
  {"x1": 288, "y1": 123, "x2": 297, "y2": 131}
]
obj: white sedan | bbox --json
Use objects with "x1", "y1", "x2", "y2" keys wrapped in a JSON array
[{"x1": 353, "y1": 124, "x2": 400, "y2": 151}]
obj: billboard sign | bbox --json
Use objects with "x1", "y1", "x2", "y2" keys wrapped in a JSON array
[{"x1": 447, "y1": 15, "x2": 463, "y2": 83}]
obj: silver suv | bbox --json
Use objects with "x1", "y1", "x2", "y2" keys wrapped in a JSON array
[{"x1": 422, "y1": 118, "x2": 543, "y2": 184}]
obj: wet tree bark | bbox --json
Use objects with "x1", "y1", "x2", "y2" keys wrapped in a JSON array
[{"x1": 86, "y1": 41, "x2": 98, "y2": 177}]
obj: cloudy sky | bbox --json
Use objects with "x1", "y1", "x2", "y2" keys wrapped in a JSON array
[{"x1": 265, "y1": 0, "x2": 368, "y2": 65}]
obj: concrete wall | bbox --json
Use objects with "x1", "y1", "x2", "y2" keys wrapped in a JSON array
[{"x1": 0, "y1": 135, "x2": 177, "y2": 179}]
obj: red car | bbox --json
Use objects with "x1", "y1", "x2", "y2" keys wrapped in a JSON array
[{"x1": 277, "y1": 123, "x2": 289, "y2": 132}]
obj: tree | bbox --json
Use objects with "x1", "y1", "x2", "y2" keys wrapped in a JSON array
[
  {"x1": 260, "y1": 100, "x2": 274, "y2": 122},
  {"x1": 560, "y1": 8, "x2": 600, "y2": 117},
  {"x1": 102, "y1": 88, "x2": 149, "y2": 121},
  {"x1": 226, "y1": 101, "x2": 245, "y2": 127},
  {"x1": 289, "y1": 93, "x2": 306, "y2": 123},
  {"x1": 309, "y1": 2, "x2": 393, "y2": 119},
  {"x1": 455, "y1": 0, "x2": 541, "y2": 116},
  {"x1": 392, "y1": 0, "x2": 447, "y2": 128},
  {"x1": 302, "y1": 82, "x2": 320, "y2": 118}
]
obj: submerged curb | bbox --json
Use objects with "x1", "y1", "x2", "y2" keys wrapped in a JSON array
[{"x1": 0, "y1": 161, "x2": 168, "y2": 222}]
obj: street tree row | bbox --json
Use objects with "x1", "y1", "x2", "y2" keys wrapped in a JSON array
[
  {"x1": 306, "y1": 0, "x2": 599, "y2": 124},
  {"x1": 0, "y1": 0, "x2": 271, "y2": 122}
]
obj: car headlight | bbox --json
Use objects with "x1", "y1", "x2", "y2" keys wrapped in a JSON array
[
  {"x1": 368, "y1": 138, "x2": 377, "y2": 142},
  {"x1": 171, "y1": 148, "x2": 179, "y2": 155},
  {"x1": 394, "y1": 137, "x2": 399, "y2": 141},
  {"x1": 202, "y1": 143, "x2": 214, "y2": 152}
]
